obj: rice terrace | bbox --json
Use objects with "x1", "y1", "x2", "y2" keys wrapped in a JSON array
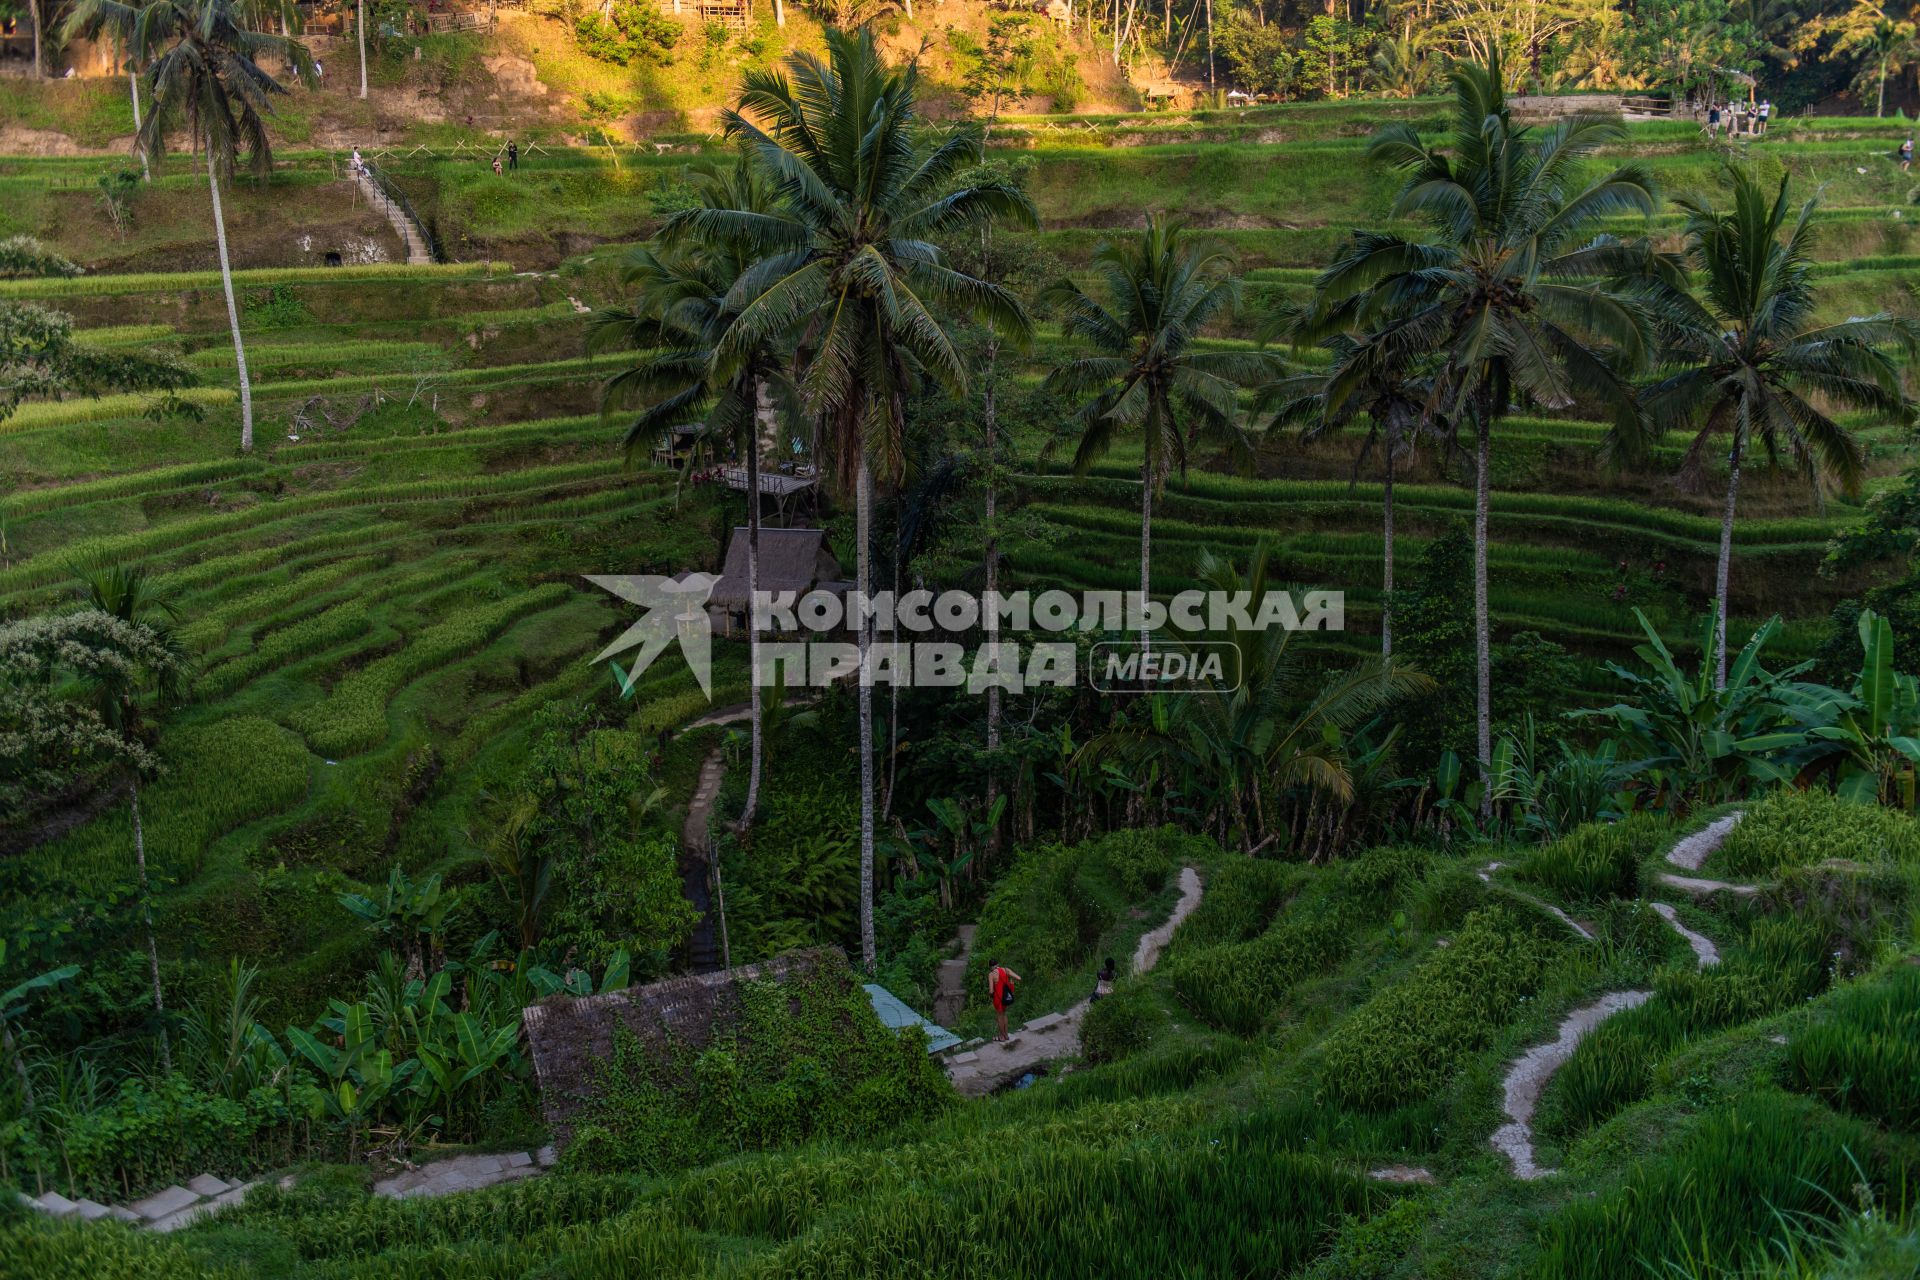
[{"x1": 9, "y1": 0, "x2": 1920, "y2": 1274}]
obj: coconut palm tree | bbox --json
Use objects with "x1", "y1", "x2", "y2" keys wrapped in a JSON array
[
  {"x1": 68, "y1": 0, "x2": 314, "y2": 453},
  {"x1": 1647, "y1": 170, "x2": 1916, "y2": 690},
  {"x1": 73, "y1": 561, "x2": 188, "y2": 1073},
  {"x1": 1302, "y1": 51, "x2": 1657, "y2": 805},
  {"x1": 591, "y1": 158, "x2": 791, "y2": 832},
  {"x1": 1041, "y1": 216, "x2": 1269, "y2": 653},
  {"x1": 57, "y1": 0, "x2": 156, "y2": 181},
  {"x1": 1258, "y1": 320, "x2": 1435, "y2": 661},
  {"x1": 669, "y1": 27, "x2": 1034, "y2": 969}
]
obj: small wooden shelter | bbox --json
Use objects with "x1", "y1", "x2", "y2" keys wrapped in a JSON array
[{"x1": 704, "y1": 526, "x2": 849, "y2": 637}]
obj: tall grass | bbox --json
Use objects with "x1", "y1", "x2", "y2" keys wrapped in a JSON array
[
  {"x1": 1535, "y1": 1092, "x2": 1891, "y2": 1280},
  {"x1": 1786, "y1": 966, "x2": 1920, "y2": 1133}
]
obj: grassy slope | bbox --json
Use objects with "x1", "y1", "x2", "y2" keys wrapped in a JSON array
[
  {"x1": 8, "y1": 805, "x2": 1917, "y2": 1278},
  {"x1": 3, "y1": 100, "x2": 1912, "y2": 1022},
  {"x1": 0, "y1": 102, "x2": 1917, "y2": 1278}
]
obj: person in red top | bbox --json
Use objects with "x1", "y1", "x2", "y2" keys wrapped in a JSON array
[{"x1": 988, "y1": 964, "x2": 1021, "y2": 1042}]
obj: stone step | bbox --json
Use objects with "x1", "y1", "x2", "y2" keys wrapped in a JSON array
[
  {"x1": 33, "y1": 1191, "x2": 79, "y2": 1218},
  {"x1": 185, "y1": 1173, "x2": 229, "y2": 1198},
  {"x1": 71, "y1": 1199, "x2": 113, "y2": 1222},
  {"x1": 128, "y1": 1184, "x2": 199, "y2": 1222}
]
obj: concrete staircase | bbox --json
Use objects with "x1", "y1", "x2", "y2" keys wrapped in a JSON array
[
  {"x1": 353, "y1": 168, "x2": 434, "y2": 266},
  {"x1": 19, "y1": 1173, "x2": 261, "y2": 1232}
]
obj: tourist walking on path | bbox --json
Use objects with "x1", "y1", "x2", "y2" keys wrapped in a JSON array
[
  {"x1": 508, "y1": 140, "x2": 518, "y2": 171},
  {"x1": 1091, "y1": 958, "x2": 1116, "y2": 1002},
  {"x1": 1706, "y1": 102, "x2": 1721, "y2": 137},
  {"x1": 988, "y1": 964, "x2": 1021, "y2": 1042},
  {"x1": 1903, "y1": 137, "x2": 1914, "y2": 172},
  {"x1": 1757, "y1": 99, "x2": 1771, "y2": 135}
]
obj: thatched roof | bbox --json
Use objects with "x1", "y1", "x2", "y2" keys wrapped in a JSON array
[
  {"x1": 522, "y1": 948, "x2": 846, "y2": 1142},
  {"x1": 706, "y1": 526, "x2": 843, "y2": 610}
]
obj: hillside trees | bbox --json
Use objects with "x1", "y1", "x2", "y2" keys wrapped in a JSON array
[
  {"x1": 1647, "y1": 170, "x2": 1914, "y2": 689},
  {"x1": 1042, "y1": 216, "x2": 1267, "y2": 654},
  {"x1": 1304, "y1": 52, "x2": 1655, "y2": 808},
  {"x1": 69, "y1": 0, "x2": 314, "y2": 453},
  {"x1": 672, "y1": 28, "x2": 1033, "y2": 968}
]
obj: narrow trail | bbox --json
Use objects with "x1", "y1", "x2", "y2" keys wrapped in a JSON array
[
  {"x1": 1656, "y1": 810, "x2": 1756, "y2": 897},
  {"x1": 933, "y1": 924, "x2": 978, "y2": 1028},
  {"x1": 679, "y1": 749, "x2": 728, "y2": 974},
  {"x1": 1477, "y1": 861, "x2": 1595, "y2": 941},
  {"x1": 944, "y1": 866, "x2": 1204, "y2": 1098},
  {"x1": 1487, "y1": 811, "x2": 1748, "y2": 1180}
]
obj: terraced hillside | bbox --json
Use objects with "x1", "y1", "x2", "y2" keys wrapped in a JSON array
[{"x1": 5, "y1": 107, "x2": 1917, "y2": 983}]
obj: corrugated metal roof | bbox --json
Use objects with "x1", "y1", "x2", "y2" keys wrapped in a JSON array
[{"x1": 863, "y1": 983, "x2": 962, "y2": 1053}]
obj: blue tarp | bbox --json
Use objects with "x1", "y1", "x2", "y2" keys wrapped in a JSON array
[{"x1": 863, "y1": 983, "x2": 962, "y2": 1053}]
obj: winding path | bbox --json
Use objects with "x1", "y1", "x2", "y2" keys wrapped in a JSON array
[
  {"x1": 943, "y1": 866, "x2": 1205, "y2": 1098},
  {"x1": 1488, "y1": 812, "x2": 1747, "y2": 1180}
]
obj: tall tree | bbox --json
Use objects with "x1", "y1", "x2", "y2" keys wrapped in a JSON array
[
  {"x1": 591, "y1": 157, "x2": 790, "y2": 831},
  {"x1": 1304, "y1": 52, "x2": 1656, "y2": 807},
  {"x1": 1260, "y1": 321, "x2": 1433, "y2": 660},
  {"x1": 75, "y1": 562, "x2": 188, "y2": 1073},
  {"x1": 671, "y1": 27, "x2": 1033, "y2": 969},
  {"x1": 1042, "y1": 216, "x2": 1267, "y2": 653},
  {"x1": 70, "y1": 0, "x2": 314, "y2": 453},
  {"x1": 1647, "y1": 170, "x2": 1916, "y2": 689}
]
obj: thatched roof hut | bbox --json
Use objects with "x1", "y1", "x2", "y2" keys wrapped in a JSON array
[
  {"x1": 705, "y1": 526, "x2": 847, "y2": 634},
  {"x1": 522, "y1": 948, "x2": 845, "y2": 1142}
]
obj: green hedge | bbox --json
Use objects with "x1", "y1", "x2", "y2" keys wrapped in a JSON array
[
  {"x1": 1318, "y1": 904, "x2": 1561, "y2": 1110},
  {"x1": 1715, "y1": 788, "x2": 1920, "y2": 878},
  {"x1": 1512, "y1": 814, "x2": 1670, "y2": 903}
]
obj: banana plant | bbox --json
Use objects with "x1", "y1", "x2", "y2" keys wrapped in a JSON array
[
  {"x1": 1579, "y1": 606, "x2": 1808, "y2": 810},
  {"x1": 338, "y1": 866, "x2": 461, "y2": 978},
  {"x1": 1776, "y1": 609, "x2": 1920, "y2": 806},
  {"x1": 285, "y1": 1001, "x2": 416, "y2": 1155}
]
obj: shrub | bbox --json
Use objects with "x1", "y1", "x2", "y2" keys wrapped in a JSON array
[
  {"x1": 1080, "y1": 983, "x2": 1165, "y2": 1063},
  {"x1": 1339, "y1": 844, "x2": 1431, "y2": 904},
  {"x1": 1302, "y1": 1196, "x2": 1431, "y2": 1280},
  {"x1": 1319, "y1": 905, "x2": 1560, "y2": 1110},
  {"x1": 1786, "y1": 965, "x2": 1920, "y2": 1132},
  {"x1": 1512, "y1": 814, "x2": 1668, "y2": 902},
  {"x1": 1168, "y1": 903, "x2": 1351, "y2": 1035},
  {"x1": 33, "y1": 1075, "x2": 264, "y2": 1201},
  {"x1": 1716, "y1": 787, "x2": 1920, "y2": 878},
  {"x1": 1535, "y1": 1092, "x2": 1887, "y2": 1279},
  {"x1": 562, "y1": 959, "x2": 950, "y2": 1177},
  {"x1": 1169, "y1": 857, "x2": 1301, "y2": 954},
  {"x1": 1091, "y1": 826, "x2": 1180, "y2": 900}
]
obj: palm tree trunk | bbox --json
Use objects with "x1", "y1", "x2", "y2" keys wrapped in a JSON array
[
  {"x1": 128, "y1": 66, "x2": 151, "y2": 184},
  {"x1": 1204, "y1": 0, "x2": 1215, "y2": 88},
  {"x1": 206, "y1": 148, "x2": 255, "y2": 453},
  {"x1": 131, "y1": 780, "x2": 171, "y2": 1074},
  {"x1": 774, "y1": 0, "x2": 785, "y2": 24},
  {"x1": 1473, "y1": 402, "x2": 1492, "y2": 817},
  {"x1": 983, "y1": 328, "x2": 1003, "y2": 862},
  {"x1": 741, "y1": 377, "x2": 770, "y2": 831},
  {"x1": 1381, "y1": 436, "x2": 1394, "y2": 661},
  {"x1": 1140, "y1": 450, "x2": 1154, "y2": 655},
  {"x1": 29, "y1": 0, "x2": 42, "y2": 77},
  {"x1": 359, "y1": 0, "x2": 370, "y2": 100},
  {"x1": 1879, "y1": 54, "x2": 1889, "y2": 118},
  {"x1": 857, "y1": 459, "x2": 877, "y2": 972},
  {"x1": 1714, "y1": 432, "x2": 1744, "y2": 692}
]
